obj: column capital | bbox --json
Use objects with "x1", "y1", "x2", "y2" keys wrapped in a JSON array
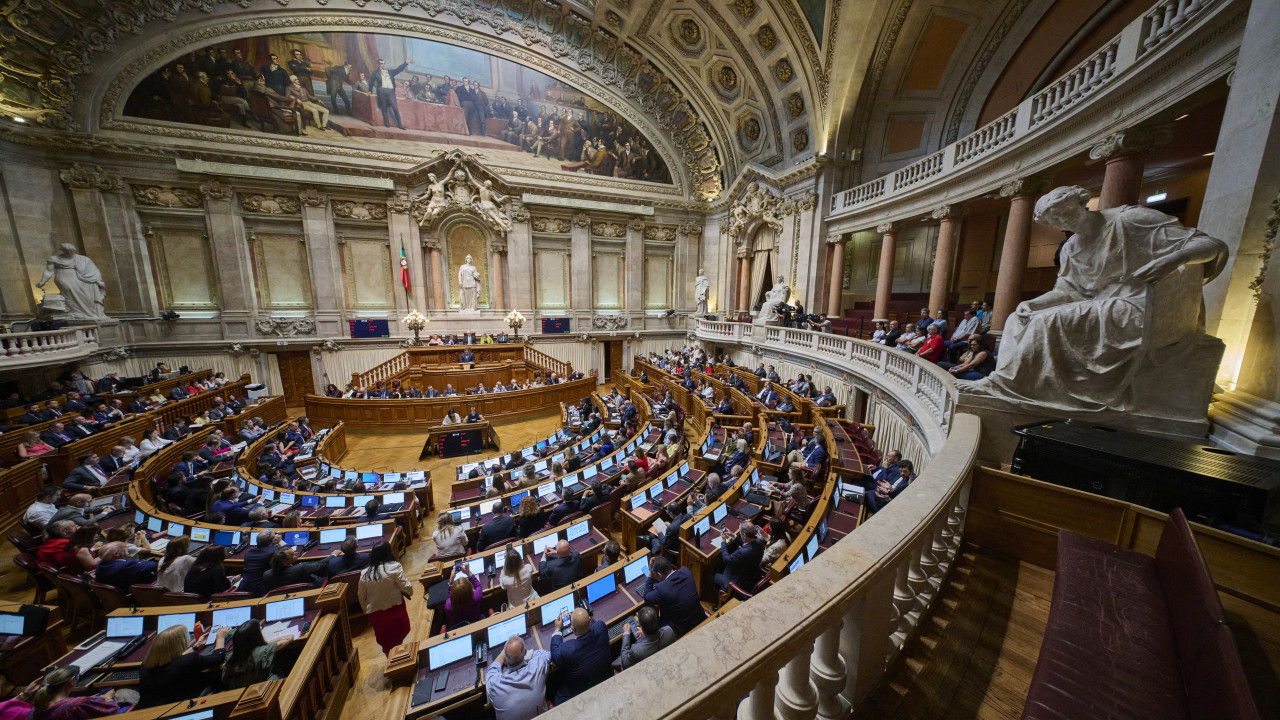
[
  {"x1": 677, "y1": 219, "x2": 703, "y2": 237},
  {"x1": 931, "y1": 204, "x2": 967, "y2": 221},
  {"x1": 572, "y1": 211, "x2": 591, "y2": 228},
  {"x1": 297, "y1": 187, "x2": 328, "y2": 208},
  {"x1": 490, "y1": 240, "x2": 508, "y2": 254},
  {"x1": 506, "y1": 200, "x2": 529, "y2": 223},
  {"x1": 629, "y1": 216, "x2": 647, "y2": 233},
  {"x1": 199, "y1": 179, "x2": 232, "y2": 200},
  {"x1": 875, "y1": 222, "x2": 898, "y2": 235},
  {"x1": 1088, "y1": 123, "x2": 1174, "y2": 161},
  {"x1": 60, "y1": 164, "x2": 123, "y2": 193},
  {"x1": 736, "y1": 247, "x2": 752, "y2": 259},
  {"x1": 825, "y1": 233, "x2": 845, "y2": 245},
  {"x1": 386, "y1": 194, "x2": 412, "y2": 215},
  {"x1": 422, "y1": 237, "x2": 442, "y2": 251},
  {"x1": 999, "y1": 176, "x2": 1051, "y2": 199}
]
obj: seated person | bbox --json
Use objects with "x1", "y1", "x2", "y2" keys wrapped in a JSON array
[
  {"x1": 262, "y1": 546, "x2": 328, "y2": 591},
  {"x1": 814, "y1": 387, "x2": 837, "y2": 407},
  {"x1": 939, "y1": 336, "x2": 995, "y2": 380},
  {"x1": 465, "y1": 407, "x2": 484, "y2": 423},
  {"x1": 63, "y1": 454, "x2": 111, "y2": 493},
  {"x1": 211, "y1": 487, "x2": 256, "y2": 525},
  {"x1": 17, "y1": 431, "x2": 54, "y2": 459},
  {"x1": 476, "y1": 500, "x2": 516, "y2": 550},
  {"x1": 868, "y1": 460, "x2": 915, "y2": 513},
  {"x1": 549, "y1": 608, "x2": 611, "y2": 704},
  {"x1": 327, "y1": 537, "x2": 369, "y2": 575},
  {"x1": 537, "y1": 539, "x2": 582, "y2": 590},
  {"x1": 459, "y1": 349, "x2": 476, "y2": 364},
  {"x1": 713, "y1": 522, "x2": 765, "y2": 593},
  {"x1": 640, "y1": 556, "x2": 703, "y2": 637},
  {"x1": 615, "y1": 605, "x2": 675, "y2": 669},
  {"x1": 22, "y1": 485, "x2": 62, "y2": 530},
  {"x1": 137, "y1": 624, "x2": 229, "y2": 708},
  {"x1": 95, "y1": 541, "x2": 158, "y2": 591}
]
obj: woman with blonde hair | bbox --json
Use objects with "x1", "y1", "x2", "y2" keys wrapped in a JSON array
[
  {"x1": 516, "y1": 495, "x2": 546, "y2": 538},
  {"x1": 500, "y1": 546, "x2": 538, "y2": 606},
  {"x1": 444, "y1": 563, "x2": 483, "y2": 629},
  {"x1": 118, "y1": 436, "x2": 141, "y2": 463},
  {"x1": 138, "y1": 624, "x2": 229, "y2": 707},
  {"x1": 432, "y1": 512, "x2": 468, "y2": 557},
  {"x1": 17, "y1": 431, "x2": 53, "y2": 459}
]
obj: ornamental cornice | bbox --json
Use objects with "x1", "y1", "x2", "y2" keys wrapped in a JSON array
[
  {"x1": 385, "y1": 195, "x2": 412, "y2": 215},
  {"x1": 298, "y1": 187, "x2": 328, "y2": 208},
  {"x1": 876, "y1": 222, "x2": 899, "y2": 235},
  {"x1": 1087, "y1": 123, "x2": 1176, "y2": 161},
  {"x1": 59, "y1": 164, "x2": 123, "y2": 193}
]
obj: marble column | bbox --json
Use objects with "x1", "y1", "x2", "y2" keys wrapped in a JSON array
[
  {"x1": 928, "y1": 205, "x2": 965, "y2": 315},
  {"x1": 736, "y1": 247, "x2": 752, "y2": 311},
  {"x1": 298, "y1": 189, "x2": 345, "y2": 336},
  {"x1": 1088, "y1": 125, "x2": 1172, "y2": 209},
  {"x1": 200, "y1": 180, "x2": 256, "y2": 337},
  {"x1": 826, "y1": 233, "x2": 846, "y2": 317},
  {"x1": 505, "y1": 202, "x2": 533, "y2": 310},
  {"x1": 1201, "y1": 0, "x2": 1280, "y2": 392},
  {"x1": 872, "y1": 223, "x2": 898, "y2": 322},
  {"x1": 387, "y1": 195, "x2": 426, "y2": 316},
  {"x1": 991, "y1": 179, "x2": 1045, "y2": 332},
  {"x1": 570, "y1": 212, "x2": 592, "y2": 321},
  {"x1": 625, "y1": 218, "x2": 644, "y2": 314},
  {"x1": 424, "y1": 237, "x2": 447, "y2": 311},
  {"x1": 489, "y1": 241, "x2": 507, "y2": 309},
  {"x1": 676, "y1": 220, "x2": 704, "y2": 313}
]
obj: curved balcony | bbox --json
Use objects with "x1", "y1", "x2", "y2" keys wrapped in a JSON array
[
  {"x1": 827, "y1": 0, "x2": 1244, "y2": 231},
  {"x1": 0, "y1": 326, "x2": 100, "y2": 370},
  {"x1": 547, "y1": 321, "x2": 978, "y2": 718}
]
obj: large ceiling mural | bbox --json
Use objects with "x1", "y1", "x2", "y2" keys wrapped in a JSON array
[{"x1": 122, "y1": 32, "x2": 672, "y2": 185}]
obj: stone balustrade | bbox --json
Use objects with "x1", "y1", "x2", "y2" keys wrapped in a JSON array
[
  {"x1": 546, "y1": 320, "x2": 978, "y2": 719},
  {"x1": 0, "y1": 326, "x2": 100, "y2": 369},
  {"x1": 829, "y1": 0, "x2": 1235, "y2": 224}
]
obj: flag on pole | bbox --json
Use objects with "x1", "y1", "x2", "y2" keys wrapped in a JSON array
[{"x1": 399, "y1": 239, "x2": 411, "y2": 292}]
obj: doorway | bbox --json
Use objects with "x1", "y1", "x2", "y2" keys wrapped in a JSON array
[
  {"x1": 604, "y1": 341, "x2": 623, "y2": 381},
  {"x1": 275, "y1": 351, "x2": 315, "y2": 408}
]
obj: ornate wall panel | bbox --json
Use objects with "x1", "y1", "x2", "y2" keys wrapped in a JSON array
[
  {"x1": 592, "y1": 251, "x2": 625, "y2": 310},
  {"x1": 534, "y1": 248, "x2": 571, "y2": 310},
  {"x1": 342, "y1": 240, "x2": 394, "y2": 309},
  {"x1": 252, "y1": 234, "x2": 312, "y2": 309},
  {"x1": 643, "y1": 254, "x2": 673, "y2": 310},
  {"x1": 151, "y1": 230, "x2": 217, "y2": 310}
]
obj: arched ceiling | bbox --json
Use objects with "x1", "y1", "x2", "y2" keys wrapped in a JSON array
[{"x1": 0, "y1": 0, "x2": 839, "y2": 202}]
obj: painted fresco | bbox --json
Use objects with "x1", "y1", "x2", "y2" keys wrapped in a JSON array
[{"x1": 123, "y1": 31, "x2": 673, "y2": 184}]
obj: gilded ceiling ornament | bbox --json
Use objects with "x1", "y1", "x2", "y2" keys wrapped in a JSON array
[
  {"x1": 742, "y1": 117, "x2": 761, "y2": 142},
  {"x1": 240, "y1": 193, "x2": 301, "y2": 215},
  {"x1": 773, "y1": 59, "x2": 795, "y2": 84},
  {"x1": 297, "y1": 187, "x2": 328, "y2": 208},
  {"x1": 679, "y1": 19, "x2": 701, "y2": 45},
  {"x1": 130, "y1": 185, "x2": 201, "y2": 208},
  {"x1": 333, "y1": 201, "x2": 389, "y2": 221},
  {"x1": 786, "y1": 93, "x2": 805, "y2": 118},
  {"x1": 59, "y1": 164, "x2": 123, "y2": 193},
  {"x1": 605, "y1": 11, "x2": 622, "y2": 28},
  {"x1": 199, "y1": 180, "x2": 231, "y2": 200},
  {"x1": 756, "y1": 25, "x2": 778, "y2": 51},
  {"x1": 718, "y1": 66, "x2": 739, "y2": 90},
  {"x1": 792, "y1": 127, "x2": 809, "y2": 152}
]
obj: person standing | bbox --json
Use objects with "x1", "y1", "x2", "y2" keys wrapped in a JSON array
[
  {"x1": 358, "y1": 541, "x2": 414, "y2": 654},
  {"x1": 370, "y1": 58, "x2": 411, "y2": 130},
  {"x1": 324, "y1": 62, "x2": 353, "y2": 114},
  {"x1": 286, "y1": 49, "x2": 313, "y2": 94}
]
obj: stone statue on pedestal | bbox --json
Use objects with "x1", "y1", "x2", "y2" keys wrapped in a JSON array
[
  {"x1": 695, "y1": 270, "x2": 710, "y2": 315},
  {"x1": 458, "y1": 254, "x2": 481, "y2": 311},
  {"x1": 37, "y1": 243, "x2": 106, "y2": 321},
  {"x1": 756, "y1": 274, "x2": 790, "y2": 324},
  {"x1": 959, "y1": 185, "x2": 1228, "y2": 419}
]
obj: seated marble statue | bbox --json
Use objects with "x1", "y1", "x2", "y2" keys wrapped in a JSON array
[
  {"x1": 958, "y1": 186, "x2": 1227, "y2": 413},
  {"x1": 757, "y1": 275, "x2": 791, "y2": 323}
]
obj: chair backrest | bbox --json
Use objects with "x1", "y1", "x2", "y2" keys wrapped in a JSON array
[
  {"x1": 588, "y1": 501, "x2": 612, "y2": 530},
  {"x1": 266, "y1": 583, "x2": 314, "y2": 597},
  {"x1": 7, "y1": 529, "x2": 38, "y2": 553},
  {"x1": 209, "y1": 591, "x2": 253, "y2": 603},
  {"x1": 88, "y1": 580, "x2": 129, "y2": 614},
  {"x1": 59, "y1": 574, "x2": 100, "y2": 612},
  {"x1": 1154, "y1": 507, "x2": 1229, "y2": 681},
  {"x1": 129, "y1": 584, "x2": 169, "y2": 606},
  {"x1": 483, "y1": 536, "x2": 518, "y2": 552},
  {"x1": 161, "y1": 591, "x2": 205, "y2": 606}
]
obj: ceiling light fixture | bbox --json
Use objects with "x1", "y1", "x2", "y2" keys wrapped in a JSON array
[
  {"x1": 1146, "y1": 192, "x2": 1168, "y2": 203},
  {"x1": 1203, "y1": 151, "x2": 1215, "y2": 157},
  {"x1": 1175, "y1": 114, "x2": 1189, "y2": 121}
]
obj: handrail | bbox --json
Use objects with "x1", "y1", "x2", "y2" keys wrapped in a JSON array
[
  {"x1": 543, "y1": 319, "x2": 976, "y2": 718},
  {"x1": 829, "y1": 0, "x2": 1230, "y2": 220},
  {"x1": 352, "y1": 351, "x2": 411, "y2": 388},
  {"x1": 522, "y1": 343, "x2": 573, "y2": 378}
]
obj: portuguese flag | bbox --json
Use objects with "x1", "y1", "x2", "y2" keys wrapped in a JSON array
[{"x1": 399, "y1": 240, "x2": 411, "y2": 292}]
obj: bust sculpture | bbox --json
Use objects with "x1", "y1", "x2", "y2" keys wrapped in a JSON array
[
  {"x1": 757, "y1": 274, "x2": 791, "y2": 324},
  {"x1": 37, "y1": 243, "x2": 107, "y2": 321},
  {"x1": 458, "y1": 254, "x2": 481, "y2": 312},
  {"x1": 694, "y1": 269, "x2": 710, "y2": 315},
  {"x1": 959, "y1": 185, "x2": 1228, "y2": 417}
]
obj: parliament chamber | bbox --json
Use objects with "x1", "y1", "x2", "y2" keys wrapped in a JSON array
[{"x1": 2, "y1": 0, "x2": 1279, "y2": 719}]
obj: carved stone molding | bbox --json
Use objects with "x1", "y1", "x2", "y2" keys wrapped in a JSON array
[
  {"x1": 59, "y1": 164, "x2": 122, "y2": 193},
  {"x1": 532, "y1": 217, "x2": 572, "y2": 234},
  {"x1": 591, "y1": 315, "x2": 629, "y2": 330},
  {"x1": 131, "y1": 185, "x2": 201, "y2": 209},
  {"x1": 572, "y1": 212, "x2": 591, "y2": 228},
  {"x1": 255, "y1": 316, "x2": 316, "y2": 338},
  {"x1": 876, "y1": 222, "x2": 899, "y2": 235},
  {"x1": 1088, "y1": 124, "x2": 1176, "y2": 161},
  {"x1": 931, "y1": 204, "x2": 967, "y2": 221},
  {"x1": 298, "y1": 188, "x2": 328, "y2": 208},
  {"x1": 491, "y1": 239, "x2": 509, "y2": 254},
  {"x1": 199, "y1": 180, "x2": 232, "y2": 200},
  {"x1": 736, "y1": 247, "x2": 752, "y2": 259},
  {"x1": 628, "y1": 217, "x2": 645, "y2": 232},
  {"x1": 826, "y1": 234, "x2": 846, "y2": 246},
  {"x1": 240, "y1": 194, "x2": 302, "y2": 215},
  {"x1": 423, "y1": 237, "x2": 443, "y2": 251},
  {"x1": 317, "y1": 338, "x2": 343, "y2": 352},
  {"x1": 591, "y1": 221, "x2": 627, "y2": 238},
  {"x1": 95, "y1": 347, "x2": 129, "y2": 361},
  {"x1": 386, "y1": 195, "x2": 412, "y2": 215},
  {"x1": 677, "y1": 220, "x2": 704, "y2": 237},
  {"x1": 999, "y1": 176, "x2": 1051, "y2": 199},
  {"x1": 410, "y1": 151, "x2": 511, "y2": 233},
  {"x1": 644, "y1": 225, "x2": 678, "y2": 242},
  {"x1": 507, "y1": 200, "x2": 530, "y2": 223},
  {"x1": 333, "y1": 201, "x2": 389, "y2": 221},
  {"x1": 727, "y1": 182, "x2": 785, "y2": 245}
]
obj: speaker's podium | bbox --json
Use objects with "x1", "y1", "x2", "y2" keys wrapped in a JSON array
[{"x1": 422, "y1": 421, "x2": 497, "y2": 459}]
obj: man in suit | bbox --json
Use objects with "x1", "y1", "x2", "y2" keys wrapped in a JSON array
[
  {"x1": 815, "y1": 387, "x2": 838, "y2": 407},
  {"x1": 620, "y1": 400, "x2": 637, "y2": 425},
  {"x1": 95, "y1": 373, "x2": 120, "y2": 392},
  {"x1": 259, "y1": 53, "x2": 290, "y2": 96},
  {"x1": 127, "y1": 397, "x2": 150, "y2": 414},
  {"x1": 476, "y1": 500, "x2": 516, "y2": 550},
  {"x1": 649, "y1": 500, "x2": 691, "y2": 556},
  {"x1": 549, "y1": 608, "x2": 611, "y2": 704},
  {"x1": 49, "y1": 493, "x2": 115, "y2": 527},
  {"x1": 98, "y1": 446, "x2": 129, "y2": 476},
  {"x1": 168, "y1": 384, "x2": 189, "y2": 401},
  {"x1": 240, "y1": 530, "x2": 282, "y2": 596},
  {"x1": 757, "y1": 382, "x2": 780, "y2": 409},
  {"x1": 615, "y1": 605, "x2": 674, "y2": 669},
  {"x1": 42, "y1": 422, "x2": 74, "y2": 448},
  {"x1": 62, "y1": 392, "x2": 87, "y2": 414},
  {"x1": 538, "y1": 539, "x2": 582, "y2": 590},
  {"x1": 95, "y1": 542, "x2": 158, "y2": 591},
  {"x1": 767, "y1": 365, "x2": 781, "y2": 384},
  {"x1": 640, "y1": 556, "x2": 704, "y2": 637},
  {"x1": 753, "y1": 363, "x2": 767, "y2": 378},
  {"x1": 870, "y1": 451, "x2": 902, "y2": 489},
  {"x1": 63, "y1": 453, "x2": 110, "y2": 493},
  {"x1": 702, "y1": 473, "x2": 728, "y2": 505},
  {"x1": 18, "y1": 404, "x2": 52, "y2": 425},
  {"x1": 370, "y1": 58, "x2": 411, "y2": 130},
  {"x1": 714, "y1": 522, "x2": 765, "y2": 592},
  {"x1": 212, "y1": 487, "x2": 257, "y2": 525},
  {"x1": 719, "y1": 439, "x2": 750, "y2": 479},
  {"x1": 163, "y1": 418, "x2": 189, "y2": 441},
  {"x1": 66, "y1": 416, "x2": 98, "y2": 439},
  {"x1": 174, "y1": 451, "x2": 208, "y2": 481},
  {"x1": 868, "y1": 460, "x2": 914, "y2": 513},
  {"x1": 324, "y1": 62, "x2": 354, "y2": 114}
]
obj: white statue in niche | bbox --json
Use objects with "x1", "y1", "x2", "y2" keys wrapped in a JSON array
[
  {"x1": 757, "y1": 274, "x2": 790, "y2": 324},
  {"x1": 695, "y1": 269, "x2": 710, "y2": 315},
  {"x1": 958, "y1": 185, "x2": 1229, "y2": 415},
  {"x1": 37, "y1": 243, "x2": 107, "y2": 321},
  {"x1": 458, "y1": 254, "x2": 482, "y2": 311}
]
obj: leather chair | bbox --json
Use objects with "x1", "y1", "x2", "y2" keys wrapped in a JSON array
[
  {"x1": 483, "y1": 536, "x2": 519, "y2": 552},
  {"x1": 210, "y1": 591, "x2": 253, "y2": 603},
  {"x1": 7, "y1": 528, "x2": 39, "y2": 553},
  {"x1": 161, "y1": 591, "x2": 205, "y2": 606},
  {"x1": 128, "y1": 584, "x2": 169, "y2": 606},
  {"x1": 328, "y1": 570, "x2": 362, "y2": 610},
  {"x1": 725, "y1": 571, "x2": 771, "y2": 602},
  {"x1": 58, "y1": 574, "x2": 103, "y2": 632},
  {"x1": 266, "y1": 583, "x2": 315, "y2": 597},
  {"x1": 13, "y1": 552, "x2": 53, "y2": 604},
  {"x1": 88, "y1": 580, "x2": 129, "y2": 615}
]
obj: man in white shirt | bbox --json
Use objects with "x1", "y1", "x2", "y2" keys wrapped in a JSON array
[
  {"x1": 22, "y1": 486, "x2": 61, "y2": 530},
  {"x1": 486, "y1": 636, "x2": 550, "y2": 720},
  {"x1": 945, "y1": 308, "x2": 982, "y2": 358}
]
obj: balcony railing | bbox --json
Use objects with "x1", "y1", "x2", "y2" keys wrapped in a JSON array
[
  {"x1": 0, "y1": 326, "x2": 100, "y2": 368},
  {"x1": 546, "y1": 321, "x2": 978, "y2": 718},
  {"x1": 830, "y1": 0, "x2": 1226, "y2": 218}
]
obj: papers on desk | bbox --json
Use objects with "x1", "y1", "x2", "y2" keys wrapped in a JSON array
[
  {"x1": 650, "y1": 519, "x2": 668, "y2": 535},
  {"x1": 262, "y1": 621, "x2": 301, "y2": 643},
  {"x1": 710, "y1": 536, "x2": 725, "y2": 550},
  {"x1": 76, "y1": 640, "x2": 126, "y2": 670}
]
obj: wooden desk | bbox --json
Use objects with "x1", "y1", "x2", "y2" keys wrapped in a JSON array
[
  {"x1": 677, "y1": 465, "x2": 758, "y2": 600},
  {"x1": 424, "y1": 421, "x2": 498, "y2": 459},
  {"x1": 0, "y1": 602, "x2": 68, "y2": 685}
]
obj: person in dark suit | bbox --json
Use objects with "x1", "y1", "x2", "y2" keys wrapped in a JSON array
[
  {"x1": 546, "y1": 498, "x2": 579, "y2": 527},
  {"x1": 649, "y1": 500, "x2": 691, "y2": 556},
  {"x1": 95, "y1": 373, "x2": 120, "y2": 392},
  {"x1": 127, "y1": 397, "x2": 149, "y2": 414},
  {"x1": 211, "y1": 487, "x2": 256, "y2": 525},
  {"x1": 714, "y1": 522, "x2": 765, "y2": 592},
  {"x1": 718, "y1": 439, "x2": 750, "y2": 478},
  {"x1": 370, "y1": 58, "x2": 411, "y2": 130},
  {"x1": 98, "y1": 446, "x2": 129, "y2": 476},
  {"x1": 615, "y1": 605, "x2": 675, "y2": 669},
  {"x1": 324, "y1": 62, "x2": 353, "y2": 114},
  {"x1": 95, "y1": 542, "x2": 158, "y2": 591},
  {"x1": 239, "y1": 531, "x2": 281, "y2": 596},
  {"x1": 364, "y1": 497, "x2": 390, "y2": 522},
  {"x1": 169, "y1": 385, "x2": 190, "y2": 401},
  {"x1": 63, "y1": 453, "x2": 110, "y2": 492},
  {"x1": 66, "y1": 416, "x2": 97, "y2": 439},
  {"x1": 163, "y1": 418, "x2": 189, "y2": 441},
  {"x1": 476, "y1": 500, "x2": 516, "y2": 551},
  {"x1": 640, "y1": 556, "x2": 705, "y2": 637},
  {"x1": 537, "y1": 539, "x2": 582, "y2": 590},
  {"x1": 258, "y1": 53, "x2": 290, "y2": 95},
  {"x1": 459, "y1": 349, "x2": 476, "y2": 363},
  {"x1": 41, "y1": 422, "x2": 74, "y2": 448},
  {"x1": 548, "y1": 608, "x2": 611, "y2": 704},
  {"x1": 263, "y1": 546, "x2": 328, "y2": 591},
  {"x1": 326, "y1": 537, "x2": 368, "y2": 575}
]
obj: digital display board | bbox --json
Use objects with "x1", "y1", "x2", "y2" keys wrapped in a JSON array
[{"x1": 349, "y1": 319, "x2": 390, "y2": 338}]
